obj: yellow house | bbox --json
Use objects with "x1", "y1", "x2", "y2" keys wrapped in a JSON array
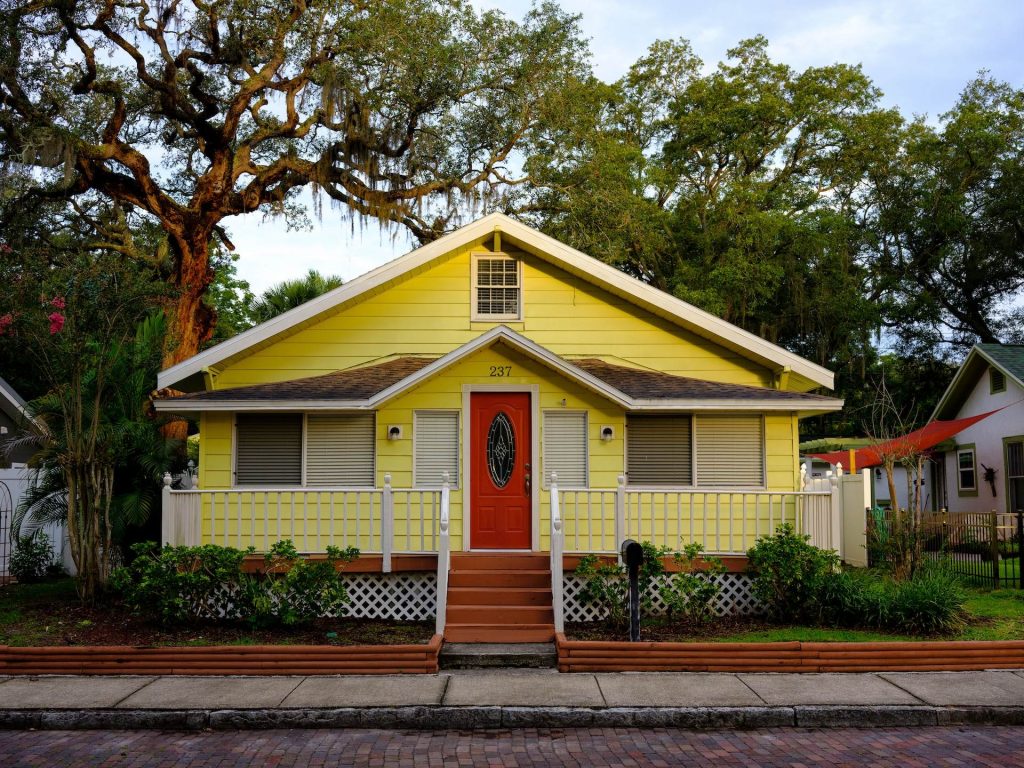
[{"x1": 155, "y1": 214, "x2": 842, "y2": 641}]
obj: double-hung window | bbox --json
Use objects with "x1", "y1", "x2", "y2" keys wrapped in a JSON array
[
  {"x1": 472, "y1": 255, "x2": 521, "y2": 320},
  {"x1": 956, "y1": 445, "x2": 977, "y2": 495}
]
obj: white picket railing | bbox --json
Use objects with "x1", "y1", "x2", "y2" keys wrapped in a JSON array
[
  {"x1": 436, "y1": 472, "x2": 451, "y2": 635},
  {"x1": 549, "y1": 472, "x2": 565, "y2": 634},
  {"x1": 161, "y1": 473, "x2": 442, "y2": 572},
  {"x1": 556, "y1": 475, "x2": 839, "y2": 556}
]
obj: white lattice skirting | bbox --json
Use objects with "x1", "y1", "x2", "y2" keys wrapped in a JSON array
[
  {"x1": 563, "y1": 572, "x2": 762, "y2": 622},
  {"x1": 341, "y1": 573, "x2": 436, "y2": 621},
  {"x1": 193, "y1": 572, "x2": 437, "y2": 622}
]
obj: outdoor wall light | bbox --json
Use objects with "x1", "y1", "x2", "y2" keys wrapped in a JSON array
[
  {"x1": 601, "y1": 426, "x2": 615, "y2": 442},
  {"x1": 387, "y1": 425, "x2": 403, "y2": 441}
]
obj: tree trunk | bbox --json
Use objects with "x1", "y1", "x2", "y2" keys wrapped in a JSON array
[{"x1": 161, "y1": 228, "x2": 217, "y2": 441}]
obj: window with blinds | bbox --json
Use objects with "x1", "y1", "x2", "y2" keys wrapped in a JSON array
[
  {"x1": 306, "y1": 414, "x2": 375, "y2": 487},
  {"x1": 543, "y1": 411, "x2": 588, "y2": 487},
  {"x1": 472, "y1": 255, "x2": 521, "y2": 319},
  {"x1": 414, "y1": 411, "x2": 460, "y2": 487},
  {"x1": 626, "y1": 415, "x2": 692, "y2": 486},
  {"x1": 694, "y1": 414, "x2": 765, "y2": 488},
  {"x1": 235, "y1": 413, "x2": 303, "y2": 486}
]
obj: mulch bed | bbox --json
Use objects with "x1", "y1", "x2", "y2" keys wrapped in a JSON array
[
  {"x1": 565, "y1": 617, "x2": 777, "y2": 643},
  {"x1": 1, "y1": 581, "x2": 435, "y2": 647}
]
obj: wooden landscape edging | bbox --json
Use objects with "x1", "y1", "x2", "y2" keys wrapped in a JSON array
[
  {"x1": 0, "y1": 634, "x2": 442, "y2": 676},
  {"x1": 555, "y1": 633, "x2": 1024, "y2": 673}
]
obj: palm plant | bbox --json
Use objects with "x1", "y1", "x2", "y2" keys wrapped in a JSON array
[{"x1": 249, "y1": 270, "x2": 343, "y2": 324}]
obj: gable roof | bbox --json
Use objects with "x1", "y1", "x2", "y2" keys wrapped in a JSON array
[
  {"x1": 932, "y1": 343, "x2": 1024, "y2": 420},
  {"x1": 157, "y1": 213, "x2": 835, "y2": 393},
  {"x1": 155, "y1": 326, "x2": 843, "y2": 415}
]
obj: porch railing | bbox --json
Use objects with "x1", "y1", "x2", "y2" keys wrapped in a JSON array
[
  {"x1": 557, "y1": 475, "x2": 837, "y2": 556},
  {"x1": 161, "y1": 473, "x2": 441, "y2": 572}
]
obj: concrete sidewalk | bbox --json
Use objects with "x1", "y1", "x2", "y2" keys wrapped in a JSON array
[{"x1": 2, "y1": 669, "x2": 1024, "y2": 730}]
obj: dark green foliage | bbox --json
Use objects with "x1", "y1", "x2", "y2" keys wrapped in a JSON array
[
  {"x1": 746, "y1": 524, "x2": 840, "y2": 622},
  {"x1": 9, "y1": 532, "x2": 54, "y2": 584},
  {"x1": 575, "y1": 542, "x2": 669, "y2": 629},
  {"x1": 111, "y1": 540, "x2": 360, "y2": 627},
  {"x1": 881, "y1": 567, "x2": 969, "y2": 635},
  {"x1": 660, "y1": 542, "x2": 726, "y2": 624},
  {"x1": 244, "y1": 540, "x2": 359, "y2": 627},
  {"x1": 111, "y1": 542, "x2": 254, "y2": 626}
]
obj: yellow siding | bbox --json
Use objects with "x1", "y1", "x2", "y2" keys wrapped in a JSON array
[{"x1": 214, "y1": 245, "x2": 768, "y2": 389}]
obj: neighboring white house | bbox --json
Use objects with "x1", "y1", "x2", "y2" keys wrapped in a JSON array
[{"x1": 931, "y1": 344, "x2": 1024, "y2": 514}]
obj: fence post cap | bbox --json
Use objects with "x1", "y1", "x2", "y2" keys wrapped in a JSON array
[{"x1": 162, "y1": 472, "x2": 173, "y2": 487}]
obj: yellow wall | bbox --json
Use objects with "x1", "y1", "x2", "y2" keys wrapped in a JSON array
[
  {"x1": 213, "y1": 244, "x2": 768, "y2": 389},
  {"x1": 197, "y1": 343, "x2": 801, "y2": 553}
]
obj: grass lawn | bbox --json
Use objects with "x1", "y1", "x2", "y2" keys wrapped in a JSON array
[{"x1": 0, "y1": 577, "x2": 434, "y2": 647}]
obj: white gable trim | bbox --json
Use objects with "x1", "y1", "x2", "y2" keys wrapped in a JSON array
[
  {"x1": 0, "y1": 376, "x2": 30, "y2": 420},
  {"x1": 931, "y1": 346, "x2": 1024, "y2": 420},
  {"x1": 157, "y1": 214, "x2": 835, "y2": 391},
  {"x1": 154, "y1": 326, "x2": 844, "y2": 414}
]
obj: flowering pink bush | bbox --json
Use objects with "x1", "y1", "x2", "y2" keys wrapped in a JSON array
[
  {"x1": 48, "y1": 311, "x2": 65, "y2": 334},
  {"x1": 50, "y1": 296, "x2": 66, "y2": 310},
  {"x1": 0, "y1": 313, "x2": 13, "y2": 336}
]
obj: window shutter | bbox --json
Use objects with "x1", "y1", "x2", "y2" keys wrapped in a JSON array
[
  {"x1": 414, "y1": 411, "x2": 459, "y2": 487},
  {"x1": 626, "y1": 416, "x2": 692, "y2": 486},
  {"x1": 236, "y1": 414, "x2": 302, "y2": 486},
  {"x1": 991, "y1": 368, "x2": 1006, "y2": 393},
  {"x1": 306, "y1": 414, "x2": 375, "y2": 486},
  {"x1": 543, "y1": 412, "x2": 588, "y2": 487},
  {"x1": 695, "y1": 415, "x2": 764, "y2": 487}
]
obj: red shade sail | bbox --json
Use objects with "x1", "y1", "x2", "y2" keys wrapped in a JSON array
[{"x1": 809, "y1": 408, "x2": 1003, "y2": 470}]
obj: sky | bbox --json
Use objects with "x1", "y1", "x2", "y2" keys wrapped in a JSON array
[{"x1": 227, "y1": 0, "x2": 1024, "y2": 294}]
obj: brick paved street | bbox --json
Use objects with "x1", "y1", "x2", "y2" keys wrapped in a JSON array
[{"x1": 2, "y1": 727, "x2": 1024, "y2": 767}]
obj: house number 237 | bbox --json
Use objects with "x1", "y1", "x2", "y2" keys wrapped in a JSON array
[{"x1": 489, "y1": 366, "x2": 512, "y2": 377}]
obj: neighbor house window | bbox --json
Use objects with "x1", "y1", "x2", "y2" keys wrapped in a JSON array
[
  {"x1": 472, "y1": 255, "x2": 521, "y2": 320},
  {"x1": 543, "y1": 411, "x2": 588, "y2": 487},
  {"x1": 414, "y1": 411, "x2": 460, "y2": 487},
  {"x1": 626, "y1": 414, "x2": 766, "y2": 488},
  {"x1": 235, "y1": 413, "x2": 303, "y2": 486},
  {"x1": 957, "y1": 446, "x2": 977, "y2": 494},
  {"x1": 235, "y1": 413, "x2": 374, "y2": 487},
  {"x1": 991, "y1": 367, "x2": 1006, "y2": 394}
]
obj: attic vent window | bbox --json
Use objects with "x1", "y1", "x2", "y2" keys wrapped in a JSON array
[
  {"x1": 472, "y1": 255, "x2": 521, "y2": 320},
  {"x1": 991, "y1": 367, "x2": 1006, "y2": 393}
]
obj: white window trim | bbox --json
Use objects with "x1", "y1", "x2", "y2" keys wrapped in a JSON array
[
  {"x1": 413, "y1": 410, "x2": 461, "y2": 489},
  {"x1": 471, "y1": 252, "x2": 522, "y2": 321},
  {"x1": 541, "y1": 409, "x2": 589, "y2": 490},
  {"x1": 957, "y1": 447, "x2": 977, "y2": 492}
]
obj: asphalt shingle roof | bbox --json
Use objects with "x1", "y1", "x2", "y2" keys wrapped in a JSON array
[{"x1": 978, "y1": 344, "x2": 1024, "y2": 384}]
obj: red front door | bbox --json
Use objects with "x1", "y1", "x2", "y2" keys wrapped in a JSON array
[{"x1": 470, "y1": 392, "x2": 532, "y2": 549}]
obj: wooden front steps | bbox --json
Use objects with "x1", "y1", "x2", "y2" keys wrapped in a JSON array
[{"x1": 444, "y1": 553, "x2": 555, "y2": 643}]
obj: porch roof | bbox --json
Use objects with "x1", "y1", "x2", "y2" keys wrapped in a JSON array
[{"x1": 154, "y1": 327, "x2": 843, "y2": 414}]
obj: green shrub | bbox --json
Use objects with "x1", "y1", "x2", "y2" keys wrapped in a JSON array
[
  {"x1": 746, "y1": 524, "x2": 839, "y2": 622},
  {"x1": 244, "y1": 540, "x2": 359, "y2": 627},
  {"x1": 111, "y1": 542, "x2": 253, "y2": 625},
  {"x1": 9, "y1": 532, "x2": 54, "y2": 584},
  {"x1": 884, "y1": 568, "x2": 968, "y2": 635},
  {"x1": 660, "y1": 542, "x2": 725, "y2": 624},
  {"x1": 575, "y1": 542, "x2": 668, "y2": 628}
]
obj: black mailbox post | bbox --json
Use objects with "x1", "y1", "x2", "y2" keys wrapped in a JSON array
[{"x1": 621, "y1": 539, "x2": 644, "y2": 642}]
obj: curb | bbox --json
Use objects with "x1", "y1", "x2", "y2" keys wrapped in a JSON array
[{"x1": 3, "y1": 706, "x2": 1024, "y2": 730}]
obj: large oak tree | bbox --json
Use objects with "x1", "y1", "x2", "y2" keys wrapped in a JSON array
[{"x1": 1, "y1": 0, "x2": 587, "y2": 367}]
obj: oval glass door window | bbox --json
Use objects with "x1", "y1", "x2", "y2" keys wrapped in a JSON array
[{"x1": 487, "y1": 411, "x2": 516, "y2": 488}]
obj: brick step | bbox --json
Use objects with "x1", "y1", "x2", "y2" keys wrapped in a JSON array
[
  {"x1": 446, "y1": 587, "x2": 552, "y2": 606},
  {"x1": 443, "y1": 624, "x2": 556, "y2": 643},
  {"x1": 447, "y1": 570, "x2": 551, "y2": 588},
  {"x1": 446, "y1": 605, "x2": 554, "y2": 625},
  {"x1": 450, "y1": 553, "x2": 550, "y2": 570}
]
